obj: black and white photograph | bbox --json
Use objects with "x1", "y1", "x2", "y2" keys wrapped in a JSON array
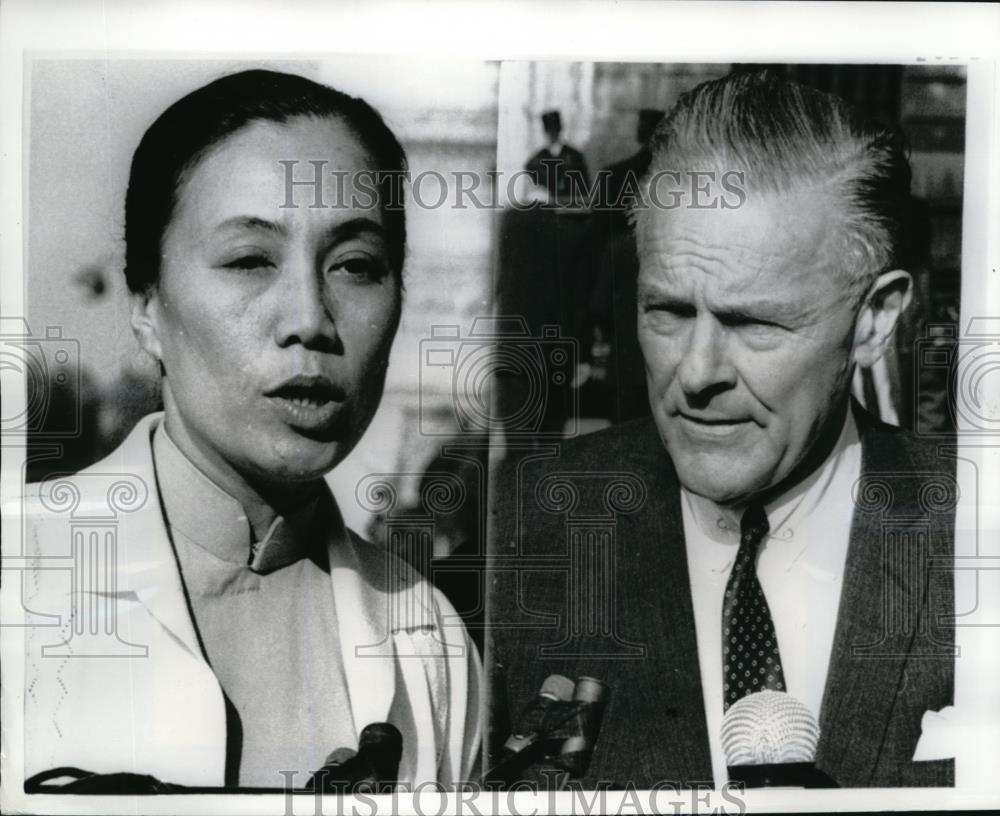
[
  {"x1": 8, "y1": 53, "x2": 496, "y2": 794},
  {"x1": 487, "y1": 58, "x2": 970, "y2": 789},
  {"x1": 1, "y1": 2, "x2": 998, "y2": 815}
]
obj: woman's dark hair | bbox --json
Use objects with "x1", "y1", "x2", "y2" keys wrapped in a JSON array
[{"x1": 124, "y1": 69, "x2": 407, "y2": 293}]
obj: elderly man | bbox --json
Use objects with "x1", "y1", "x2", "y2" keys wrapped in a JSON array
[{"x1": 488, "y1": 72, "x2": 955, "y2": 789}]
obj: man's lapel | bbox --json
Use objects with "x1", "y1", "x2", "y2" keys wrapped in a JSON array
[
  {"x1": 646, "y1": 470, "x2": 715, "y2": 785},
  {"x1": 541, "y1": 475, "x2": 714, "y2": 787},
  {"x1": 814, "y1": 405, "x2": 927, "y2": 785},
  {"x1": 606, "y1": 421, "x2": 713, "y2": 785}
]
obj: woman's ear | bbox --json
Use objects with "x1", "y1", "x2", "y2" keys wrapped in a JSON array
[
  {"x1": 130, "y1": 288, "x2": 163, "y2": 363},
  {"x1": 853, "y1": 269, "x2": 913, "y2": 368}
]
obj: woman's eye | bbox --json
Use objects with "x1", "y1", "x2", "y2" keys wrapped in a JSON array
[
  {"x1": 222, "y1": 254, "x2": 273, "y2": 272},
  {"x1": 328, "y1": 257, "x2": 389, "y2": 282}
]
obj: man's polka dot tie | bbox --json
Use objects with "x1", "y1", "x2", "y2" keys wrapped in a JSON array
[{"x1": 722, "y1": 503, "x2": 785, "y2": 711}]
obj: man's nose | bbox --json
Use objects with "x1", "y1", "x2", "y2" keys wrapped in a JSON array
[
  {"x1": 273, "y1": 256, "x2": 340, "y2": 352},
  {"x1": 675, "y1": 315, "x2": 736, "y2": 397}
]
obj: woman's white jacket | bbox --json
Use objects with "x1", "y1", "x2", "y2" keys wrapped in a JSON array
[{"x1": 20, "y1": 413, "x2": 481, "y2": 787}]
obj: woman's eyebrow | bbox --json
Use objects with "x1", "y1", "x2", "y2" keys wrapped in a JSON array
[
  {"x1": 211, "y1": 216, "x2": 386, "y2": 244},
  {"x1": 214, "y1": 215, "x2": 286, "y2": 236},
  {"x1": 321, "y1": 217, "x2": 388, "y2": 245}
]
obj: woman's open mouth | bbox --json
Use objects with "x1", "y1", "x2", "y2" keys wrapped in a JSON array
[{"x1": 264, "y1": 375, "x2": 347, "y2": 435}]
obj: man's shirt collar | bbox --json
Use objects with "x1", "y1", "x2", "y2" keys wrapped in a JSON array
[{"x1": 681, "y1": 407, "x2": 861, "y2": 577}]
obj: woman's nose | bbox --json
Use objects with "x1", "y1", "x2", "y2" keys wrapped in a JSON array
[
  {"x1": 273, "y1": 258, "x2": 339, "y2": 352},
  {"x1": 675, "y1": 315, "x2": 736, "y2": 398}
]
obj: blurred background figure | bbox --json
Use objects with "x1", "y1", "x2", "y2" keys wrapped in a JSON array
[
  {"x1": 580, "y1": 107, "x2": 666, "y2": 425},
  {"x1": 495, "y1": 105, "x2": 596, "y2": 446},
  {"x1": 601, "y1": 107, "x2": 664, "y2": 225},
  {"x1": 524, "y1": 109, "x2": 590, "y2": 206}
]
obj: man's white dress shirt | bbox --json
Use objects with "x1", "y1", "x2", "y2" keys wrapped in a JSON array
[{"x1": 681, "y1": 411, "x2": 862, "y2": 785}]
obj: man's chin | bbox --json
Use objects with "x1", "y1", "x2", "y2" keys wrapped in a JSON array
[
  {"x1": 673, "y1": 462, "x2": 768, "y2": 507},
  {"x1": 686, "y1": 485, "x2": 752, "y2": 507}
]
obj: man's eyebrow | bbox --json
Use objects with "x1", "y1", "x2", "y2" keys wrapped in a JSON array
[
  {"x1": 712, "y1": 297, "x2": 803, "y2": 321},
  {"x1": 637, "y1": 290, "x2": 694, "y2": 310},
  {"x1": 637, "y1": 287, "x2": 807, "y2": 322}
]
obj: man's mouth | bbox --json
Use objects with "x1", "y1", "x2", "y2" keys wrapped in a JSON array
[{"x1": 676, "y1": 411, "x2": 753, "y2": 437}]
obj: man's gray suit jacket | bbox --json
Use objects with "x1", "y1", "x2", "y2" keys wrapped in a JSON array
[{"x1": 487, "y1": 404, "x2": 956, "y2": 787}]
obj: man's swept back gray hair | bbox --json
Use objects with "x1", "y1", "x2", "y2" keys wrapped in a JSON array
[{"x1": 633, "y1": 71, "x2": 912, "y2": 300}]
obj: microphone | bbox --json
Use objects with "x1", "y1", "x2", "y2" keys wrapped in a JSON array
[
  {"x1": 503, "y1": 674, "x2": 576, "y2": 753},
  {"x1": 26, "y1": 724, "x2": 404, "y2": 795},
  {"x1": 721, "y1": 690, "x2": 835, "y2": 788},
  {"x1": 556, "y1": 676, "x2": 609, "y2": 779},
  {"x1": 484, "y1": 674, "x2": 575, "y2": 784},
  {"x1": 308, "y1": 722, "x2": 403, "y2": 793},
  {"x1": 24, "y1": 767, "x2": 185, "y2": 794},
  {"x1": 721, "y1": 690, "x2": 819, "y2": 765}
]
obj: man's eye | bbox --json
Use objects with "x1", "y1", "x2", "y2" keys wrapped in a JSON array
[
  {"x1": 727, "y1": 317, "x2": 787, "y2": 344},
  {"x1": 744, "y1": 320, "x2": 783, "y2": 334},
  {"x1": 646, "y1": 303, "x2": 695, "y2": 319},
  {"x1": 720, "y1": 313, "x2": 780, "y2": 331},
  {"x1": 223, "y1": 255, "x2": 273, "y2": 272}
]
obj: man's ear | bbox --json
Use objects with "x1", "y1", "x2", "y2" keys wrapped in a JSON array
[
  {"x1": 853, "y1": 269, "x2": 913, "y2": 368},
  {"x1": 130, "y1": 288, "x2": 163, "y2": 363}
]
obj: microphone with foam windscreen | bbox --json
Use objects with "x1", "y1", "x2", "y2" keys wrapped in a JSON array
[
  {"x1": 721, "y1": 690, "x2": 836, "y2": 787},
  {"x1": 307, "y1": 722, "x2": 403, "y2": 793}
]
